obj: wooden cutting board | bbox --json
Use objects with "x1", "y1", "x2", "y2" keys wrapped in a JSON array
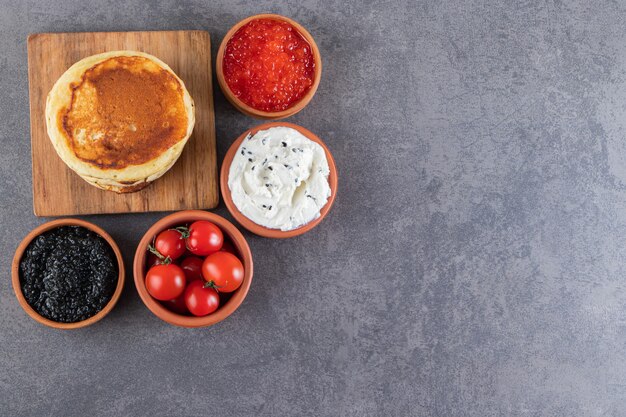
[{"x1": 27, "y1": 30, "x2": 218, "y2": 216}]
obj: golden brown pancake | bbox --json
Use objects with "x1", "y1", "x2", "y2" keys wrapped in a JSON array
[{"x1": 46, "y1": 51, "x2": 195, "y2": 193}]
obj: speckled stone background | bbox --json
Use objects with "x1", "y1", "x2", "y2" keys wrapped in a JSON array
[{"x1": 1, "y1": 0, "x2": 626, "y2": 416}]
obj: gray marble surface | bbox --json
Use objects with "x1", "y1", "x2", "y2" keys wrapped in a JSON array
[{"x1": 1, "y1": 0, "x2": 626, "y2": 416}]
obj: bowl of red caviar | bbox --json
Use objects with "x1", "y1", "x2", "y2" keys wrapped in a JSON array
[{"x1": 217, "y1": 14, "x2": 322, "y2": 120}]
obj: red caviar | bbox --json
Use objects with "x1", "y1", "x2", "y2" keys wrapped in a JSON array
[{"x1": 223, "y1": 18, "x2": 316, "y2": 112}]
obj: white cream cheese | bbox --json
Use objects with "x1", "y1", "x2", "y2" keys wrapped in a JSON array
[{"x1": 228, "y1": 126, "x2": 331, "y2": 231}]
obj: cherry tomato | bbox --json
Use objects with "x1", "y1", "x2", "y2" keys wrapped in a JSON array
[
  {"x1": 162, "y1": 294, "x2": 188, "y2": 314},
  {"x1": 202, "y1": 251, "x2": 244, "y2": 293},
  {"x1": 145, "y1": 264, "x2": 186, "y2": 301},
  {"x1": 154, "y1": 229, "x2": 186, "y2": 260},
  {"x1": 147, "y1": 253, "x2": 165, "y2": 268},
  {"x1": 187, "y1": 221, "x2": 223, "y2": 256},
  {"x1": 180, "y1": 256, "x2": 204, "y2": 282},
  {"x1": 220, "y1": 238, "x2": 238, "y2": 256},
  {"x1": 184, "y1": 280, "x2": 219, "y2": 316}
]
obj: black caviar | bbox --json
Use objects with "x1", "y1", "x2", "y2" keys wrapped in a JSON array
[{"x1": 19, "y1": 226, "x2": 118, "y2": 323}]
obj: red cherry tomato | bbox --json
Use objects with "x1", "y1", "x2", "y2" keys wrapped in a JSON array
[
  {"x1": 220, "y1": 238, "x2": 238, "y2": 256},
  {"x1": 184, "y1": 280, "x2": 220, "y2": 316},
  {"x1": 147, "y1": 253, "x2": 165, "y2": 268},
  {"x1": 186, "y1": 221, "x2": 223, "y2": 256},
  {"x1": 163, "y1": 294, "x2": 188, "y2": 314},
  {"x1": 202, "y1": 251, "x2": 244, "y2": 293},
  {"x1": 154, "y1": 229, "x2": 186, "y2": 260},
  {"x1": 145, "y1": 264, "x2": 186, "y2": 301},
  {"x1": 180, "y1": 256, "x2": 204, "y2": 282}
]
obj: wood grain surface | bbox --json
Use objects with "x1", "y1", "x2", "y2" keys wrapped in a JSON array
[{"x1": 27, "y1": 31, "x2": 218, "y2": 216}]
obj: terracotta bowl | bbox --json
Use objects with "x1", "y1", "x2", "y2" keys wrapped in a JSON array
[
  {"x1": 11, "y1": 218, "x2": 125, "y2": 330},
  {"x1": 133, "y1": 210, "x2": 253, "y2": 328},
  {"x1": 221, "y1": 122, "x2": 338, "y2": 238},
  {"x1": 216, "y1": 13, "x2": 322, "y2": 120}
]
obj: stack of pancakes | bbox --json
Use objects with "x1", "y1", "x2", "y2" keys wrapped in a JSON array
[{"x1": 45, "y1": 50, "x2": 195, "y2": 193}]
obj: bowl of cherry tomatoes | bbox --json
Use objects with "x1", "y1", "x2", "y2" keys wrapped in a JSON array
[{"x1": 133, "y1": 210, "x2": 253, "y2": 328}]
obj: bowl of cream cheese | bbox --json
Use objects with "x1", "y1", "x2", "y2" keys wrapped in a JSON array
[{"x1": 221, "y1": 122, "x2": 337, "y2": 238}]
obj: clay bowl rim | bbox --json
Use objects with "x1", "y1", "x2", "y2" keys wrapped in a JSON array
[
  {"x1": 11, "y1": 218, "x2": 125, "y2": 330},
  {"x1": 220, "y1": 121, "x2": 338, "y2": 239},
  {"x1": 133, "y1": 210, "x2": 254, "y2": 328},
  {"x1": 216, "y1": 13, "x2": 322, "y2": 120}
]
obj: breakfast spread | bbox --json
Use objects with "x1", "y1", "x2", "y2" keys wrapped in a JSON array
[
  {"x1": 228, "y1": 126, "x2": 331, "y2": 231},
  {"x1": 144, "y1": 220, "x2": 244, "y2": 317},
  {"x1": 16, "y1": 14, "x2": 336, "y2": 328},
  {"x1": 45, "y1": 50, "x2": 195, "y2": 193},
  {"x1": 222, "y1": 17, "x2": 317, "y2": 113},
  {"x1": 19, "y1": 226, "x2": 118, "y2": 323}
]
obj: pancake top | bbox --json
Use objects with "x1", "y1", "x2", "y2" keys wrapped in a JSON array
[{"x1": 60, "y1": 56, "x2": 189, "y2": 170}]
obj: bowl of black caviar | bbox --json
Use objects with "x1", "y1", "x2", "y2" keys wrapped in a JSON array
[{"x1": 11, "y1": 218, "x2": 125, "y2": 329}]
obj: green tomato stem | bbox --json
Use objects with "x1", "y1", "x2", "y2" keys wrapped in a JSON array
[
  {"x1": 203, "y1": 280, "x2": 221, "y2": 292},
  {"x1": 147, "y1": 245, "x2": 171, "y2": 264}
]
